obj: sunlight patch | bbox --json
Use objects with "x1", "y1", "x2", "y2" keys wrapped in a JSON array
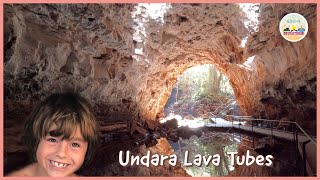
[
  {"x1": 240, "y1": 55, "x2": 256, "y2": 71},
  {"x1": 239, "y1": 3, "x2": 260, "y2": 33},
  {"x1": 131, "y1": 3, "x2": 171, "y2": 62},
  {"x1": 240, "y1": 36, "x2": 248, "y2": 48}
]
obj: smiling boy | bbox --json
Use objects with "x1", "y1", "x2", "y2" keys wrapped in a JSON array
[{"x1": 7, "y1": 92, "x2": 98, "y2": 177}]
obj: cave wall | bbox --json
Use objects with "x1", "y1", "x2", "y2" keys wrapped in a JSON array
[
  {"x1": 4, "y1": 4, "x2": 316, "y2": 133},
  {"x1": 244, "y1": 4, "x2": 317, "y2": 133}
]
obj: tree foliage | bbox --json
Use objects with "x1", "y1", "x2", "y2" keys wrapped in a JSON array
[{"x1": 175, "y1": 64, "x2": 234, "y2": 104}]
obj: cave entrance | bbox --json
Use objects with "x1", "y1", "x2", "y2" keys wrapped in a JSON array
[
  {"x1": 162, "y1": 64, "x2": 242, "y2": 176},
  {"x1": 164, "y1": 64, "x2": 241, "y2": 126}
]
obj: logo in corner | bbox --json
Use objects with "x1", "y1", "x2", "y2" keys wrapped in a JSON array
[{"x1": 279, "y1": 13, "x2": 308, "y2": 42}]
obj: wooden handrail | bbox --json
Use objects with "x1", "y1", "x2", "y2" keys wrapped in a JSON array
[{"x1": 225, "y1": 115, "x2": 316, "y2": 145}]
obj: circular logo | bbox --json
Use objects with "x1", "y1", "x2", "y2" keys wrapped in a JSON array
[{"x1": 279, "y1": 13, "x2": 308, "y2": 42}]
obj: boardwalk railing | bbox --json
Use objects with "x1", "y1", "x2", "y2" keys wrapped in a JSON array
[
  {"x1": 207, "y1": 113, "x2": 316, "y2": 176},
  {"x1": 225, "y1": 115, "x2": 316, "y2": 145}
]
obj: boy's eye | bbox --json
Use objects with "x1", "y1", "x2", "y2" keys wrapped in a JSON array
[
  {"x1": 47, "y1": 138, "x2": 57, "y2": 143},
  {"x1": 71, "y1": 143, "x2": 80, "y2": 148}
]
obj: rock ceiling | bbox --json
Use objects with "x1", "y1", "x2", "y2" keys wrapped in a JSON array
[{"x1": 4, "y1": 3, "x2": 317, "y2": 133}]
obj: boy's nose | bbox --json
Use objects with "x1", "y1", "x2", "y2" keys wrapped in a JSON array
[{"x1": 56, "y1": 141, "x2": 68, "y2": 158}]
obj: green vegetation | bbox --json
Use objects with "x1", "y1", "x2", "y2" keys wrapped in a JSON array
[{"x1": 176, "y1": 64, "x2": 234, "y2": 103}]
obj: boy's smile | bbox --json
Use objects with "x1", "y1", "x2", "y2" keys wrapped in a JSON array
[
  {"x1": 35, "y1": 124, "x2": 88, "y2": 177},
  {"x1": 49, "y1": 160, "x2": 69, "y2": 168}
]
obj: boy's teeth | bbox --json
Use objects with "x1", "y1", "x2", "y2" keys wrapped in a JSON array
[{"x1": 51, "y1": 160, "x2": 68, "y2": 168}]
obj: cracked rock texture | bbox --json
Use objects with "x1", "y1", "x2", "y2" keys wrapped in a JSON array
[{"x1": 3, "y1": 3, "x2": 317, "y2": 176}]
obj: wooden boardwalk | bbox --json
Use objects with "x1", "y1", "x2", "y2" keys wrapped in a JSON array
[{"x1": 205, "y1": 117, "x2": 317, "y2": 176}]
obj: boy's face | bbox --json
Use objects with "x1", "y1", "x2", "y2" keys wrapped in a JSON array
[{"x1": 35, "y1": 124, "x2": 88, "y2": 177}]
